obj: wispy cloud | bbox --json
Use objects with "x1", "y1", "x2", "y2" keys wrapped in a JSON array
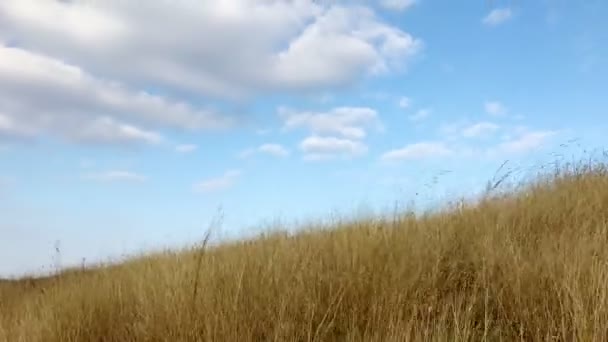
[
  {"x1": 409, "y1": 108, "x2": 431, "y2": 122},
  {"x1": 239, "y1": 143, "x2": 290, "y2": 159},
  {"x1": 461, "y1": 122, "x2": 500, "y2": 138},
  {"x1": 82, "y1": 170, "x2": 147, "y2": 183},
  {"x1": 76, "y1": 117, "x2": 163, "y2": 145},
  {"x1": 381, "y1": 142, "x2": 452, "y2": 161},
  {"x1": 484, "y1": 101, "x2": 508, "y2": 117},
  {"x1": 258, "y1": 144, "x2": 290, "y2": 158},
  {"x1": 482, "y1": 8, "x2": 513, "y2": 26},
  {"x1": 398, "y1": 96, "x2": 412, "y2": 109},
  {"x1": 175, "y1": 144, "x2": 198, "y2": 154},
  {"x1": 193, "y1": 170, "x2": 241, "y2": 193},
  {"x1": 496, "y1": 130, "x2": 557, "y2": 154}
]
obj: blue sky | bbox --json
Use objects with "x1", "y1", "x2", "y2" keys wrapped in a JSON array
[{"x1": 0, "y1": 0, "x2": 606, "y2": 276}]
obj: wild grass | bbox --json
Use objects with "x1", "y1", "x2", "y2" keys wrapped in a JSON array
[{"x1": 1, "y1": 159, "x2": 608, "y2": 341}]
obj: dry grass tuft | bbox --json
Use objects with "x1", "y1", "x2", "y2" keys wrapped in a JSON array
[{"x1": 2, "y1": 160, "x2": 608, "y2": 341}]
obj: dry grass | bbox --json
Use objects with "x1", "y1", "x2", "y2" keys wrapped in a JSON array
[{"x1": 1, "y1": 160, "x2": 608, "y2": 341}]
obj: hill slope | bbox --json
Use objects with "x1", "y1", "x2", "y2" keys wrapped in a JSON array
[{"x1": 2, "y1": 162, "x2": 608, "y2": 341}]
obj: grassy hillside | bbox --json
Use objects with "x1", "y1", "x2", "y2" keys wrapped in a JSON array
[{"x1": 1, "y1": 160, "x2": 608, "y2": 341}]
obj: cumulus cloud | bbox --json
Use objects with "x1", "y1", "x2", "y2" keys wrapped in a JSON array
[
  {"x1": 75, "y1": 117, "x2": 163, "y2": 145},
  {"x1": 484, "y1": 101, "x2": 508, "y2": 117},
  {"x1": 193, "y1": 169, "x2": 241, "y2": 193},
  {"x1": 0, "y1": 45, "x2": 230, "y2": 145},
  {"x1": 82, "y1": 170, "x2": 147, "y2": 182},
  {"x1": 280, "y1": 105, "x2": 382, "y2": 161},
  {"x1": 299, "y1": 136, "x2": 367, "y2": 160},
  {"x1": 0, "y1": 0, "x2": 421, "y2": 98},
  {"x1": 0, "y1": 112, "x2": 36, "y2": 140},
  {"x1": 380, "y1": 0, "x2": 417, "y2": 12},
  {"x1": 0, "y1": 0, "x2": 422, "y2": 148},
  {"x1": 461, "y1": 122, "x2": 500, "y2": 138},
  {"x1": 482, "y1": 8, "x2": 513, "y2": 26},
  {"x1": 381, "y1": 142, "x2": 452, "y2": 161},
  {"x1": 272, "y1": 6, "x2": 422, "y2": 87},
  {"x1": 175, "y1": 144, "x2": 198, "y2": 153},
  {"x1": 279, "y1": 106, "x2": 381, "y2": 139}
]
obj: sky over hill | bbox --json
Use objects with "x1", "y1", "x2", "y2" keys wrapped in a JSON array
[{"x1": 0, "y1": 0, "x2": 607, "y2": 276}]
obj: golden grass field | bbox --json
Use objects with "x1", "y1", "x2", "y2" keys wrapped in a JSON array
[{"x1": 1, "y1": 159, "x2": 608, "y2": 341}]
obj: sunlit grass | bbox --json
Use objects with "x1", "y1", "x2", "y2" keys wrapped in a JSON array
[{"x1": 1, "y1": 158, "x2": 608, "y2": 341}]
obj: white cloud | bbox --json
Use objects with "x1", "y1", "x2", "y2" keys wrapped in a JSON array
[
  {"x1": 175, "y1": 144, "x2": 198, "y2": 153},
  {"x1": 258, "y1": 143, "x2": 290, "y2": 158},
  {"x1": 484, "y1": 101, "x2": 508, "y2": 117},
  {"x1": 299, "y1": 136, "x2": 367, "y2": 160},
  {"x1": 0, "y1": 0, "x2": 421, "y2": 98},
  {"x1": 436, "y1": 119, "x2": 556, "y2": 157},
  {"x1": 0, "y1": 0, "x2": 470, "y2": 252},
  {"x1": 279, "y1": 106, "x2": 381, "y2": 139},
  {"x1": 438, "y1": 120, "x2": 467, "y2": 138},
  {"x1": 0, "y1": 1, "x2": 422, "y2": 147},
  {"x1": 409, "y1": 108, "x2": 431, "y2": 122},
  {"x1": 0, "y1": 45, "x2": 230, "y2": 145},
  {"x1": 239, "y1": 143, "x2": 290, "y2": 159},
  {"x1": 496, "y1": 130, "x2": 556, "y2": 154},
  {"x1": 313, "y1": 92, "x2": 334, "y2": 104},
  {"x1": 237, "y1": 148, "x2": 256, "y2": 159},
  {"x1": 482, "y1": 8, "x2": 513, "y2": 26},
  {"x1": 461, "y1": 122, "x2": 500, "y2": 138},
  {"x1": 75, "y1": 117, "x2": 163, "y2": 145},
  {"x1": 82, "y1": 170, "x2": 147, "y2": 183},
  {"x1": 273, "y1": 6, "x2": 422, "y2": 87},
  {"x1": 281, "y1": 105, "x2": 382, "y2": 161},
  {"x1": 0, "y1": 112, "x2": 36, "y2": 139},
  {"x1": 398, "y1": 96, "x2": 411, "y2": 109},
  {"x1": 193, "y1": 169, "x2": 241, "y2": 193},
  {"x1": 380, "y1": 0, "x2": 417, "y2": 12},
  {"x1": 381, "y1": 142, "x2": 452, "y2": 161}
]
